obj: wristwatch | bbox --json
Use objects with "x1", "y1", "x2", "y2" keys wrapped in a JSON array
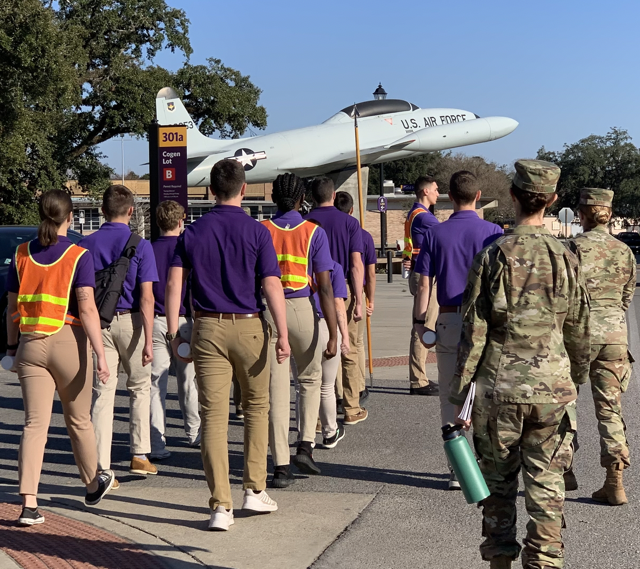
[
  {"x1": 166, "y1": 332, "x2": 180, "y2": 342},
  {"x1": 412, "y1": 318, "x2": 425, "y2": 325}
]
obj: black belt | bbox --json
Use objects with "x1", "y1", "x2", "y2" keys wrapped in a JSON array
[
  {"x1": 195, "y1": 311, "x2": 260, "y2": 320},
  {"x1": 115, "y1": 309, "x2": 140, "y2": 316}
]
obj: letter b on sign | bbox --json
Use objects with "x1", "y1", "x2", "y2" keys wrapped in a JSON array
[{"x1": 163, "y1": 168, "x2": 175, "y2": 181}]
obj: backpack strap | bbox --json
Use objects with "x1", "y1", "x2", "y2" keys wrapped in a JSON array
[{"x1": 122, "y1": 233, "x2": 142, "y2": 260}]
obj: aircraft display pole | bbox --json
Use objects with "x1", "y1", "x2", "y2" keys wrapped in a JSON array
[{"x1": 353, "y1": 105, "x2": 374, "y2": 388}]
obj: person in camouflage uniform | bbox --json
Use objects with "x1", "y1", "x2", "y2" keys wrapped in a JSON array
[
  {"x1": 568, "y1": 188, "x2": 635, "y2": 505},
  {"x1": 450, "y1": 160, "x2": 591, "y2": 569}
]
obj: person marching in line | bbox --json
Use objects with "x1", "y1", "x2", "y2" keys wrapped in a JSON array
[
  {"x1": 82, "y1": 185, "x2": 159, "y2": 479},
  {"x1": 306, "y1": 178, "x2": 366, "y2": 425},
  {"x1": 165, "y1": 159, "x2": 290, "y2": 531},
  {"x1": 149, "y1": 200, "x2": 201, "y2": 459},
  {"x1": 262, "y1": 173, "x2": 338, "y2": 487},
  {"x1": 334, "y1": 191, "x2": 376, "y2": 402},
  {"x1": 568, "y1": 188, "x2": 635, "y2": 505},
  {"x1": 402, "y1": 176, "x2": 440, "y2": 396},
  {"x1": 6, "y1": 190, "x2": 114, "y2": 526},
  {"x1": 413, "y1": 171, "x2": 502, "y2": 490},
  {"x1": 451, "y1": 160, "x2": 590, "y2": 569}
]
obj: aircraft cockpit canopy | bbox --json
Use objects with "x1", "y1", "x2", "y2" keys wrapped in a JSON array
[{"x1": 323, "y1": 99, "x2": 420, "y2": 124}]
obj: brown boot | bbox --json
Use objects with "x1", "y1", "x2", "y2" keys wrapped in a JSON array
[
  {"x1": 489, "y1": 556, "x2": 513, "y2": 569},
  {"x1": 592, "y1": 464, "x2": 627, "y2": 505}
]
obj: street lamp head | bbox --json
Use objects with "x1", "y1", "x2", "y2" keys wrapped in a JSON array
[{"x1": 373, "y1": 83, "x2": 387, "y2": 100}]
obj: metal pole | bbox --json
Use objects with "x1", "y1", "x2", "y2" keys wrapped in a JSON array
[
  {"x1": 379, "y1": 162, "x2": 386, "y2": 257},
  {"x1": 149, "y1": 121, "x2": 160, "y2": 242},
  {"x1": 121, "y1": 135, "x2": 125, "y2": 185},
  {"x1": 387, "y1": 250, "x2": 393, "y2": 283}
]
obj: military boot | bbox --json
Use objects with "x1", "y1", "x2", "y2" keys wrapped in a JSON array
[
  {"x1": 489, "y1": 556, "x2": 512, "y2": 569},
  {"x1": 592, "y1": 463, "x2": 627, "y2": 506}
]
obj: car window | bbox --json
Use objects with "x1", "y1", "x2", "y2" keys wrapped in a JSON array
[
  {"x1": 0, "y1": 227, "x2": 83, "y2": 265},
  {"x1": 0, "y1": 228, "x2": 37, "y2": 266}
]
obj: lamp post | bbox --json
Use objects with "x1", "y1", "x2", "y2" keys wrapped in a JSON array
[
  {"x1": 373, "y1": 83, "x2": 387, "y2": 100},
  {"x1": 373, "y1": 84, "x2": 388, "y2": 263}
]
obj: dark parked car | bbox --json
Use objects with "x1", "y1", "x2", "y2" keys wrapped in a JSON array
[
  {"x1": 615, "y1": 231, "x2": 640, "y2": 256},
  {"x1": 0, "y1": 226, "x2": 83, "y2": 350}
]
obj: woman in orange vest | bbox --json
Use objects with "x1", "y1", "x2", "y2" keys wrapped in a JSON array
[
  {"x1": 5, "y1": 190, "x2": 113, "y2": 526},
  {"x1": 262, "y1": 173, "x2": 338, "y2": 487}
]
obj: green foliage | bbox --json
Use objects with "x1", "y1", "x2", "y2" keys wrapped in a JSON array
[
  {"x1": 0, "y1": 0, "x2": 267, "y2": 224},
  {"x1": 537, "y1": 128, "x2": 640, "y2": 219},
  {"x1": 367, "y1": 154, "x2": 442, "y2": 195}
]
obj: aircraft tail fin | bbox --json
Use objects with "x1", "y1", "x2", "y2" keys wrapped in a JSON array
[{"x1": 155, "y1": 87, "x2": 229, "y2": 156}]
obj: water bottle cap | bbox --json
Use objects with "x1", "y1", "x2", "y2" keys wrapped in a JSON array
[
  {"x1": 177, "y1": 343, "x2": 191, "y2": 358},
  {"x1": 442, "y1": 423, "x2": 463, "y2": 441},
  {"x1": 422, "y1": 330, "x2": 436, "y2": 344}
]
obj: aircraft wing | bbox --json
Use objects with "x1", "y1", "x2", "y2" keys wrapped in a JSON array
[{"x1": 277, "y1": 139, "x2": 416, "y2": 172}]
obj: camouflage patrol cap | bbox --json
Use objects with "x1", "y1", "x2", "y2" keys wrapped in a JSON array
[
  {"x1": 579, "y1": 188, "x2": 613, "y2": 207},
  {"x1": 512, "y1": 159, "x2": 561, "y2": 194}
]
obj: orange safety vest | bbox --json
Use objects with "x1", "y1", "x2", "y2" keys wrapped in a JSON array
[
  {"x1": 403, "y1": 207, "x2": 427, "y2": 260},
  {"x1": 262, "y1": 220, "x2": 318, "y2": 291},
  {"x1": 13, "y1": 241, "x2": 85, "y2": 335}
]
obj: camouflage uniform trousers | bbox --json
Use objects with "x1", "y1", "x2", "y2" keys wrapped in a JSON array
[
  {"x1": 472, "y1": 401, "x2": 576, "y2": 568},
  {"x1": 590, "y1": 344, "x2": 632, "y2": 469}
]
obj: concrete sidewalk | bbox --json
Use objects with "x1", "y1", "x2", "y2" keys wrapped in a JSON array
[{"x1": 2, "y1": 280, "x2": 639, "y2": 568}]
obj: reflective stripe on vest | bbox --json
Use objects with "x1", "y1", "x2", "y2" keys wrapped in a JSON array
[
  {"x1": 403, "y1": 207, "x2": 427, "y2": 259},
  {"x1": 15, "y1": 241, "x2": 86, "y2": 335},
  {"x1": 262, "y1": 220, "x2": 318, "y2": 291}
]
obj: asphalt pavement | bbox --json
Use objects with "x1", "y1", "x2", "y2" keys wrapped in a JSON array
[{"x1": 1, "y1": 279, "x2": 639, "y2": 568}]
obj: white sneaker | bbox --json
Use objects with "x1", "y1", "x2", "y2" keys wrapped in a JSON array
[
  {"x1": 242, "y1": 489, "x2": 278, "y2": 512},
  {"x1": 208, "y1": 506, "x2": 234, "y2": 531}
]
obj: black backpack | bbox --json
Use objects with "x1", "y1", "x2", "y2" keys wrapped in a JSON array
[{"x1": 94, "y1": 233, "x2": 142, "y2": 329}]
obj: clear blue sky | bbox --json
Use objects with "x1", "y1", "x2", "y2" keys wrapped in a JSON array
[{"x1": 100, "y1": 0, "x2": 640, "y2": 177}]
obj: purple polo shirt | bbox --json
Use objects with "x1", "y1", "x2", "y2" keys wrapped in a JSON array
[
  {"x1": 270, "y1": 210, "x2": 333, "y2": 299},
  {"x1": 361, "y1": 228, "x2": 376, "y2": 285},
  {"x1": 152, "y1": 236, "x2": 187, "y2": 316},
  {"x1": 304, "y1": 206, "x2": 363, "y2": 279},
  {"x1": 408, "y1": 202, "x2": 440, "y2": 257},
  {"x1": 81, "y1": 222, "x2": 158, "y2": 311},
  {"x1": 7, "y1": 237, "x2": 95, "y2": 318},
  {"x1": 171, "y1": 205, "x2": 280, "y2": 313},
  {"x1": 414, "y1": 210, "x2": 503, "y2": 306},
  {"x1": 314, "y1": 261, "x2": 348, "y2": 318}
]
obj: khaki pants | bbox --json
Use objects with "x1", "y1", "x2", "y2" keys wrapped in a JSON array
[
  {"x1": 92, "y1": 312, "x2": 151, "y2": 470},
  {"x1": 294, "y1": 319, "x2": 342, "y2": 439},
  {"x1": 342, "y1": 291, "x2": 365, "y2": 416},
  {"x1": 409, "y1": 270, "x2": 438, "y2": 388},
  {"x1": 150, "y1": 316, "x2": 201, "y2": 452},
  {"x1": 265, "y1": 297, "x2": 323, "y2": 466},
  {"x1": 192, "y1": 316, "x2": 271, "y2": 510},
  {"x1": 435, "y1": 312, "x2": 463, "y2": 426},
  {"x1": 17, "y1": 325, "x2": 98, "y2": 495}
]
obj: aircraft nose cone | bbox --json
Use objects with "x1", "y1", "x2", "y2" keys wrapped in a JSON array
[{"x1": 487, "y1": 117, "x2": 518, "y2": 140}]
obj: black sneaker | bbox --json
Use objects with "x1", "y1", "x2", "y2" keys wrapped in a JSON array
[
  {"x1": 410, "y1": 383, "x2": 439, "y2": 396},
  {"x1": 18, "y1": 507, "x2": 44, "y2": 526},
  {"x1": 270, "y1": 465, "x2": 295, "y2": 488},
  {"x1": 359, "y1": 388, "x2": 370, "y2": 405},
  {"x1": 85, "y1": 469, "x2": 115, "y2": 506},
  {"x1": 336, "y1": 398, "x2": 344, "y2": 415},
  {"x1": 323, "y1": 424, "x2": 346, "y2": 449},
  {"x1": 292, "y1": 444, "x2": 321, "y2": 475}
]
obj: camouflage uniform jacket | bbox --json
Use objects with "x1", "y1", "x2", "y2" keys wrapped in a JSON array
[
  {"x1": 449, "y1": 225, "x2": 591, "y2": 406},
  {"x1": 569, "y1": 226, "x2": 636, "y2": 346}
]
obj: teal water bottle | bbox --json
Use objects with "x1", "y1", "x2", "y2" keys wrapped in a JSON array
[{"x1": 442, "y1": 424, "x2": 490, "y2": 504}]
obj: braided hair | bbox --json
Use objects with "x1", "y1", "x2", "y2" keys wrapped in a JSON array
[{"x1": 272, "y1": 173, "x2": 306, "y2": 212}]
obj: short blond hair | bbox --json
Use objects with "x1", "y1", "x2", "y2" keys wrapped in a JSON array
[{"x1": 156, "y1": 200, "x2": 184, "y2": 232}]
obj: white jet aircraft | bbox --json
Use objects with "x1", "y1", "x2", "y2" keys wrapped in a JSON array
[{"x1": 155, "y1": 87, "x2": 518, "y2": 187}]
